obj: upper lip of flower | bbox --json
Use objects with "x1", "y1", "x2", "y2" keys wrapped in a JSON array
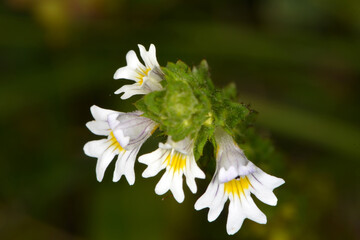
[
  {"x1": 215, "y1": 127, "x2": 257, "y2": 183},
  {"x1": 107, "y1": 111, "x2": 158, "y2": 150},
  {"x1": 218, "y1": 163, "x2": 256, "y2": 183}
]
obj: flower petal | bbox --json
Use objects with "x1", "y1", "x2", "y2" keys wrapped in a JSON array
[
  {"x1": 184, "y1": 169, "x2": 197, "y2": 193},
  {"x1": 218, "y1": 166, "x2": 238, "y2": 183},
  {"x1": 248, "y1": 175, "x2": 279, "y2": 206},
  {"x1": 139, "y1": 149, "x2": 167, "y2": 178},
  {"x1": 96, "y1": 146, "x2": 117, "y2": 182},
  {"x1": 170, "y1": 172, "x2": 185, "y2": 203},
  {"x1": 112, "y1": 150, "x2": 127, "y2": 182},
  {"x1": 83, "y1": 139, "x2": 109, "y2": 158},
  {"x1": 226, "y1": 197, "x2": 246, "y2": 235},
  {"x1": 208, "y1": 184, "x2": 227, "y2": 222},
  {"x1": 241, "y1": 191, "x2": 267, "y2": 224},
  {"x1": 138, "y1": 148, "x2": 166, "y2": 165},
  {"x1": 113, "y1": 66, "x2": 138, "y2": 81},
  {"x1": 148, "y1": 44, "x2": 158, "y2": 67},
  {"x1": 86, "y1": 120, "x2": 110, "y2": 136},
  {"x1": 125, "y1": 49, "x2": 144, "y2": 69},
  {"x1": 112, "y1": 128, "x2": 130, "y2": 149},
  {"x1": 191, "y1": 162, "x2": 206, "y2": 179},
  {"x1": 138, "y1": 44, "x2": 154, "y2": 69},
  {"x1": 186, "y1": 177, "x2": 197, "y2": 193},
  {"x1": 123, "y1": 147, "x2": 140, "y2": 185},
  {"x1": 253, "y1": 168, "x2": 285, "y2": 190},
  {"x1": 155, "y1": 169, "x2": 172, "y2": 195},
  {"x1": 142, "y1": 160, "x2": 164, "y2": 178},
  {"x1": 107, "y1": 112, "x2": 121, "y2": 130},
  {"x1": 195, "y1": 180, "x2": 217, "y2": 210},
  {"x1": 114, "y1": 84, "x2": 149, "y2": 99},
  {"x1": 90, "y1": 105, "x2": 116, "y2": 122}
]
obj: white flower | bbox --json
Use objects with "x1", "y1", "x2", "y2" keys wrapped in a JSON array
[
  {"x1": 195, "y1": 128, "x2": 285, "y2": 235},
  {"x1": 83, "y1": 105, "x2": 158, "y2": 185},
  {"x1": 113, "y1": 44, "x2": 164, "y2": 99},
  {"x1": 138, "y1": 137, "x2": 205, "y2": 203}
]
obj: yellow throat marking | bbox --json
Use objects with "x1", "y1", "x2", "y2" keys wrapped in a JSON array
[
  {"x1": 163, "y1": 152, "x2": 186, "y2": 173},
  {"x1": 109, "y1": 132, "x2": 124, "y2": 152},
  {"x1": 137, "y1": 68, "x2": 151, "y2": 85},
  {"x1": 224, "y1": 177, "x2": 251, "y2": 197},
  {"x1": 150, "y1": 125, "x2": 158, "y2": 134}
]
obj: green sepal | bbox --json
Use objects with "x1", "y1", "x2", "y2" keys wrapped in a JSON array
[
  {"x1": 134, "y1": 98, "x2": 160, "y2": 123},
  {"x1": 143, "y1": 90, "x2": 166, "y2": 118},
  {"x1": 191, "y1": 59, "x2": 215, "y2": 92},
  {"x1": 222, "y1": 83, "x2": 237, "y2": 101},
  {"x1": 193, "y1": 125, "x2": 215, "y2": 161}
]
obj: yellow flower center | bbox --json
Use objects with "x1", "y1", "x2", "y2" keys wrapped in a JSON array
[
  {"x1": 224, "y1": 177, "x2": 251, "y2": 197},
  {"x1": 137, "y1": 68, "x2": 151, "y2": 85},
  {"x1": 163, "y1": 152, "x2": 186, "y2": 174},
  {"x1": 109, "y1": 132, "x2": 124, "y2": 152}
]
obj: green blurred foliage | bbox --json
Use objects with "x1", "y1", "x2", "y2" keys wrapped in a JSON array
[{"x1": 0, "y1": 0, "x2": 359, "y2": 239}]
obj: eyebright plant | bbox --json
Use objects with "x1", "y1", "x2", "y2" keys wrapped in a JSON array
[{"x1": 84, "y1": 44, "x2": 285, "y2": 235}]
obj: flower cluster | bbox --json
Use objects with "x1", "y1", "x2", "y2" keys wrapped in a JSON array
[{"x1": 84, "y1": 44, "x2": 284, "y2": 235}]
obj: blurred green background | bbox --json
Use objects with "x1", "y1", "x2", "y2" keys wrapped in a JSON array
[{"x1": 1, "y1": 0, "x2": 359, "y2": 239}]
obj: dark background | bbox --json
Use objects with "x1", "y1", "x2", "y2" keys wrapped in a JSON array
[{"x1": 1, "y1": 0, "x2": 359, "y2": 239}]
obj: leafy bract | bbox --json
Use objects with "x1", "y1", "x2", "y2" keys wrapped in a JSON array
[{"x1": 135, "y1": 60, "x2": 260, "y2": 161}]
